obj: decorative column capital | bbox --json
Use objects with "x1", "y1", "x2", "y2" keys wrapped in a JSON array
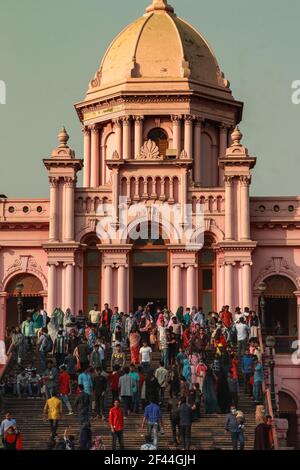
[
  {"x1": 224, "y1": 261, "x2": 236, "y2": 267},
  {"x1": 195, "y1": 116, "x2": 205, "y2": 126},
  {"x1": 184, "y1": 114, "x2": 196, "y2": 124},
  {"x1": 240, "y1": 175, "x2": 251, "y2": 187},
  {"x1": 49, "y1": 177, "x2": 59, "y2": 188},
  {"x1": 219, "y1": 122, "x2": 231, "y2": 131},
  {"x1": 224, "y1": 175, "x2": 234, "y2": 187},
  {"x1": 121, "y1": 116, "x2": 131, "y2": 125},
  {"x1": 133, "y1": 115, "x2": 144, "y2": 123},
  {"x1": 112, "y1": 118, "x2": 122, "y2": 128},
  {"x1": 90, "y1": 124, "x2": 100, "y2": 134},
  {"x1": 63, "y1": 262, "x2": 76, "y2": 268},
  {"x1": 64, "y1": 176, "x2": 76, "y2": 187},
  {"x1": 171, "y1": 115, "x2": 182, "y2": 123},
  {"x1": 82, "y1": 126, "x2": 91, "y2": 136},
  {"x1": 241, "y1": 261, "x2": 253, "y2": 267}
]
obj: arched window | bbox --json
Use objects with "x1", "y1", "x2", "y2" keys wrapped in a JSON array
[{"x1": 148, "y1": 128, "x2": 168, "y2": 158}]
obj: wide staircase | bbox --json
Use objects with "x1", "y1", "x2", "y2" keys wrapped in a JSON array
[{"x1": 2, "y1": 348, "x2": 256, "y2": 450}]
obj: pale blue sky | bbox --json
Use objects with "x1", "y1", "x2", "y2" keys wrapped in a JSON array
[{"x1": 1, "y1": 0, "x2": 299, "y2": 197}]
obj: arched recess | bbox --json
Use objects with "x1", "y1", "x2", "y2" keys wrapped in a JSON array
[
  {"x1": 263, "y1": 275, "x2": 297, "y2": 336},
  {"x1": 198, "y1": 234, "x2": 217, "y2": 313},
  {"x1": 147, "y1": 127, "x2": 169, "y2": 158},
  {"x1": 82, "y1": 234, "x2": 102, "y2": 314},
  {"x1": 5, "y1": 273, "x2": 44, "y2": 329},
  {"x1": 278, "y1": 391, "x2": 299, "y2": 449},
  {"x1": 129, "y1": 222, "x2": 169, "y2": 312}
]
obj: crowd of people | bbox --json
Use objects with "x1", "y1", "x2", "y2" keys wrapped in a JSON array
[{"x1": 0, "y1": 302, "x2": 275, "y2": 451}]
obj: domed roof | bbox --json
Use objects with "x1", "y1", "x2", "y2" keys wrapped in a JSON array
[{"x1": 87, "y1": 0, "x2": 228, "y2": 95}]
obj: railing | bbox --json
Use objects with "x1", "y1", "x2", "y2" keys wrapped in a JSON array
[
  {"x1": 75, "y1": 188, "x2": 112, "y2": 214},
  {"x1": 258, "y1": 328, "x2": 279, "y2": 450},
  {"x1": 188, "y1": 188, "x2": 225, "y2": 214},
  {"x1": 0, "y1": 342, "x2": 14, "y2": 381}
]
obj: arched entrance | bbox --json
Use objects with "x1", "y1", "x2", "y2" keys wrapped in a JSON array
[
  {"x1": 130, "y1": 224, "x2": 168, "y2": 311},
  {"x1": 6, "y1": 273, "x2": 44, "y2": 328},
  {"x1": 263, "y1": 275, "x2": 297, "y2": 336},
  {"x1": 198, "y1": 235, "x2": 216, "y2": 312},
  {"x1": 278, "y1": 391, "x2": 299, "y2": 449},
  {"x1": 82, "y1": 235, "x2": 101, "y2": 313}
]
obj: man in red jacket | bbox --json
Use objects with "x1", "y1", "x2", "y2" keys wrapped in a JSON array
[
  {"x1": 220, "y1": 305, "x2": 233, "y2": 329},
  {"x1": 109, "y1": 399, "x2": 124, "y2": 450}
]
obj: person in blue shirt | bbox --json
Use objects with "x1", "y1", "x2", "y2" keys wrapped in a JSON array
[
  {"x1": 253, "y1": 358, "x2": 264, "y2": 403},
  {"x1": 78, "y1": 369, "x2": 93, "y2": 397},
  {"x1": 142, "y1": 400, "x2": 163, "y2": 449},
  {"x1": 241, "y1": 350, "x2": 254, "y2": 396},
  {"x1": 183, "y1": 310, "x2": 191, "y2": 329}
]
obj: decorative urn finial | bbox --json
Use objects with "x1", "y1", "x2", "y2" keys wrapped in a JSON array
[
  {"x1": 146, "y1": 0, "x2": 174, "y2": 13},
  {"x1": 231, "y1": 126, "x2": 243, "y2": 146},
  {"x1": 58, "y1": 127, "x2": 69, "y2": 148}
]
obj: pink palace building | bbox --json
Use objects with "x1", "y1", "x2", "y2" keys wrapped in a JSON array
[{"x1": 0, "y1": 0, "x2": 299, "y2": 445}]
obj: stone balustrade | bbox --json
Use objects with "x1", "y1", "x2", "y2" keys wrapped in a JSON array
[
  {"x1": 188, "y1": 188, "x2": 225, "y2": 214},
  {"x1": 75, "y1": 189, "x2": 112, "y2": 214},
  {"x1": 120, "y1": 175, "x2": 180, "y2": 204}
]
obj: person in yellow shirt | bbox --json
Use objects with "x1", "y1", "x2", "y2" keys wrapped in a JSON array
[{"x1": 43, "y1": 392, "x2": 63, "y2": 437}]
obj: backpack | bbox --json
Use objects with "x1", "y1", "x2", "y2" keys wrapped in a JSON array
[{"x1": 44, "y1": 335, "x2": 53, "y2": 353}]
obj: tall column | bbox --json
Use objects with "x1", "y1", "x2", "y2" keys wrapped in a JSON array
[
  {"x1": 194, "y1": 118, "x2": 203, "y2": 185},
  {"x1": 112, "y1": 168, "x2": 119, "y2": 223},
  {"x1": 242, "y1": 262, "x2": 252, "y2": 309},
  {"x1": 65, "y1": 263, "x2": 75, "y2": 312},
  {"x1": 218, "y1": 261, "x2": 225, "y2": 310},
  {"x1": 187, "y1": 265, "x2": 196, "y2": 309},
  {"x1": 171, "y1": 115, "x2": 181, "y2": 156},
  {"x1": 184, "y1": 115, "x2": 194, "y2": 159},
  {"x1": 134, "y1": 116, "x2": 144, "y2": 159},
  {"x1": 83, "y1": 126, "x2": 91, "y2": 187},
  {"x1": 0, "y1": 293, "x2": 7, "y2": 345},
  {"x1": 103, "y1": 265, "x2": 113, "y2": 306},
  {"x1": 219, "y1": 124, "x2": 228, "y2": 186},
  {"x1": 64, "y1": 177, "x2": 75, "y2": 242},
  {"x1": 224, "y1": 262, "x2": 235, "y2": 311},
  {"x1": 117, "y1": 265, "x2": 127, "y2": 313},
  {"x1": 122, "y1": 116, "x2": 131, "y2": 160},
  {"x1": 240, "y1": 176, "x2": 251, "y2": 240},
  {"x1": 91, "y1": 124, "x2": 100, "y2": 188},
  {"x1": 49, "y1": 177, "x2": 59, "y2": 242},
  {"x1": 225, "y1": 176, "x2": 234, "y2": 240},
  {"x1": 113, "y1": 118, "x2": 122, "y2": 159},
  {"x1": 47, "y1": 263, "x2": 57, "y2": 316},
  {"x1": 172, "y1": 265, "x2": 181, "y2": 313}
]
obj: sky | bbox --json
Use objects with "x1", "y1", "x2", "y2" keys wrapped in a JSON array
[{"x1": 1, "y1": 0, "x2": 300, "y2": 198}]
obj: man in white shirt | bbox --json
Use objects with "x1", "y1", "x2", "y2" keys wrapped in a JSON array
[
  {"x1": 234, "y1": 307, "x2": 244, "y2": 324},
  {"x1": 139, "y1": 341, "x2": 152, "y2": 374},
  {"x1": 89, "y1": 304, "x2": 100, "y2": 326},
  {"x1": 236, "y1": 318, "x2": 250, "y2": 357}
]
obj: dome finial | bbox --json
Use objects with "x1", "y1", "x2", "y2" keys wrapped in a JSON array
[
  {"x1": 231, "y1": 126, "x2": 243, "y2": 146},
  {"x1": 146, "y1": 0, "x2": 174, "y2": 14},
  {"x1": 58, "y1": 127, "x2": 69, "y2": 148}
]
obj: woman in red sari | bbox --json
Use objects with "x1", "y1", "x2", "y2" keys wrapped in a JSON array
[{"x1": 129, "y1": 325, "x2": 141, "y2": 365}]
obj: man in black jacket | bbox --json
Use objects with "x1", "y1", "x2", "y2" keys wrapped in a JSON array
[
  {"x1": 74, "y1": 384, "x2": 91, "y2": 425},
  {"x1": 93, "y1": 367, "x2": 107, "y2": 420},
  {"x1": 178, "y1": 396, "x2": 193, "y2": 450}
]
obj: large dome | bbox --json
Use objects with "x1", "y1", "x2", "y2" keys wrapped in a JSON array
[{"x1": 87, "y1": 0, "x2": 228, "y2": 96}]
